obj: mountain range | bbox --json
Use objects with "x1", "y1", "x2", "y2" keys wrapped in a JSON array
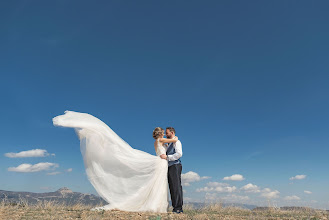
[
  {"x1": 1, "y1": 188, "x2": 319, "y2": 211},
  {"x1": 0, "y1": 187, "x2": 106, "y2": 206},
  {"x1": 0, "y1": 187, "x2": 257, "y2": 209}
]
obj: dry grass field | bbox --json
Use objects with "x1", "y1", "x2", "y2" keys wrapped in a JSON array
[{"x1": 1, "y1": 200, "x2": 328, "y2": 220}]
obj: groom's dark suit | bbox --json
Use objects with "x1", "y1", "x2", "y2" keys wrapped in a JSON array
[{"x1": 166, "y1": 142, "x2": 183, "y2": 212}]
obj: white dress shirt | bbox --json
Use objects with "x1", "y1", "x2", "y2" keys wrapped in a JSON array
[{"x1": 165, "y1": 139, "x2": 183, "y2": 161}]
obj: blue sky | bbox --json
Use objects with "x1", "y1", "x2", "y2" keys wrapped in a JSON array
[{"x1": 1, "y1": 0, "x2": 329, "y2": 209}]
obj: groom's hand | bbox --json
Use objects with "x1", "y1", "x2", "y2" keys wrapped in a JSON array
[{"x1": 160, "y1": 154, "x2": 167, "y2": 160}]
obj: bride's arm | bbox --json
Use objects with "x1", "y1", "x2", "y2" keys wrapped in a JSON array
[{"x1": 159, "y1": 136, "x2": 178, "y2": 143}]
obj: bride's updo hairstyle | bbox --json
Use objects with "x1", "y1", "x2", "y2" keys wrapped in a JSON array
[{"x1": 153, "y1": 127, "x2": 164, "y2": 139}]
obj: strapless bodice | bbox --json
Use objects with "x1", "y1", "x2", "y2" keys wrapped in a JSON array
[{"x1": 156, "y1": 139, "x2": 166, "y2": 156}]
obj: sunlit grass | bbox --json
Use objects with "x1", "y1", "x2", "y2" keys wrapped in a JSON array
[{"x1": 0, "y1": 198, "x2": 328, "y2": 219}]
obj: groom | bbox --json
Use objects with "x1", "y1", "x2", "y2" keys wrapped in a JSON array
[{"x1": 160, "y1": 127, "x2": 183, "y2": 214}]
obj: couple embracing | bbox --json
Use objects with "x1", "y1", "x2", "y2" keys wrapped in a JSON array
[
  {"x1": 53, "y1": 111, "x2": 183, "y2": 213},
  {"x1": 153, "y1": 127, "x2": 183, "y2": 214}
]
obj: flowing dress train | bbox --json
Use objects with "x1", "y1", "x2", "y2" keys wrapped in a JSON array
[{"x1": 53, "y1": 111, "x2": 168, "y2": 212}]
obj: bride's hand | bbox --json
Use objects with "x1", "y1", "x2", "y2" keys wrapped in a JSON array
[
  {"x1": 160, "y1": 154, "x2": 167, "y2": 160},
  {"x1": 173, "y1": 136, "x2": 178, "y2": 141}
]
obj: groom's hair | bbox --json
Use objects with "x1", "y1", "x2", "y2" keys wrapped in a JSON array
[{"x1": 166, "y1": 127, "x2": 176, "y2": 134}]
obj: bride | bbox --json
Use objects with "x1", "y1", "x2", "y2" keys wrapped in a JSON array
[{"x1": 52, "y1": 110, "x2": 178, "y2": 213}]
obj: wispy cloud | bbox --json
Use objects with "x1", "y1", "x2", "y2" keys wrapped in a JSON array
[
  {"x1": 197, "y1": 186, "x2": 236, "y2": 193},
  {"x1": 223, "y1": 174, "x2": 245, "y2": 181},
  {"x1": 47, "y1": 171, "x2": 61, "y2": 176},
  {"x1": 289, "y1": 175, "x2": 306, "y2": 180},
  {"x1": 245, "y1": 151, "x2": 262, "y2": 160},
  {"x1": 205, "y1": 192, "x2": 218, "y2": 201},
  {"x1": 201, "y1": 176, "x2": 211, "y2": 180},
  {"x1": 8, "y1": 162, "x2": 59, "y2": 173},
  {"x1": 222, "y1": 194, "x2": 250, "y2": 202},
  {"x1": 207, "y1": 182, "x2": 230, "y2": 187},
  {"x1": 304, "y1": 190, "x2": 312, "y2": 194},
  {"x1": 284, "y1": 195, "x2": 300, "y2": 201},
  {"x1": 4, "y1": 149, "x2": 53, "y2": 158},
  {"x1": 66, "y1": 168, "x2": 73, "y2": 172}
]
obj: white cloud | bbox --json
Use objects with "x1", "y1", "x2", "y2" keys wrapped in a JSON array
[
  {"x1": 181, "y1": 171, "x2": 210, "y2": 186},
  {"x1": 223, "y1": 174, "x2": 245, "y2": 181},
  {"x1": 289, "y1": 175, "x2": 306, "y2": 180},
  {"x1": 182, "y1": 171, "x2": 200, "y2": 183},
  {"x1": 216, "y1": 186, "x2": 236, "y2": 193},
  {"x1": 204, "y1": 193, "x2": 248, "y2": 202},
  {"x1": 201, "y1": 176, "x2": 211, "y2": 180},
  {"x1": 66, "y1": 168, "x2": 73, "y2": 172},
  {"x1": 260, "y1": 188, "x2": 280, "y2": 199},
  {"x1": 205, "y1": 193, "x2": 218, "y2": 201},
  {"x1": 241, "y1": 183, "x2": 261, "y2": 193},
  {"x1": 8, "y1": 162, "x2": 59, "y2": 173},
  {"x1": 207, "y1": 182, "x2": 229, "y2": 187},
  {"x1": 196, "y1": 186, "x2": 211, "y2": 192},
  {"x1": 196, "y1": 182, "x2": 227, "y2": 192},
  {"x1": 5, "y1": 149, "x2": 51, "y2": 158},
  {"x1": 196, "y1": 182, "x2": 236, "y2": 193},
  {"x1": 47, "y1": 171, "x2": 61, "y2": 175},
  {"x1": 51, "y1": 153, "x2": 56, "y2": 156},
  {"x1": 304, "y1": 190, "x2": 312, "y2": 194},
  {"x1": 284, "y1": 195, "x2": 300, "y2": 201}
]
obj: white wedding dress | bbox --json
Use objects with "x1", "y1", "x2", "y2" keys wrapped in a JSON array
[{"x1": 52, "y1": 111, "x2": 169, "y2": 213}]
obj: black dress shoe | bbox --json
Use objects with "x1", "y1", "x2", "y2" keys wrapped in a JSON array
[{"x1": 172, "y1": 210, "x2": 183, "y2": 214}]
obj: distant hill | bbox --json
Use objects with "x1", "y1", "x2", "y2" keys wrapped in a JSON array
[
  {"x1": 0, "y1": 188, "x2": 258, "y2": 210},
  {"x1": 185, "y1": 202, "x2": 257, "y2": 210},
  {"x1": 2, "y1": 188, "x2": 318, "y2": 212},
  {"x1": 253, "y1": 206, "x2": 316, "y2": 211},
  {"x1": 0, "y1": 187, "x2": 107, "y2": 206}
]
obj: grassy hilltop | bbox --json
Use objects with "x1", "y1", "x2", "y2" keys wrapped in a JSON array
[{"x1": 1, "y1": 200, "x2": 328, "y2": 220}]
